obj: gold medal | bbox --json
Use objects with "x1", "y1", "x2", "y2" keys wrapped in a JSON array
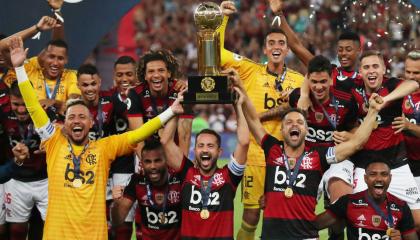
[
  {"x1": 386, "y1": 228, "x2": 393, "y2": 236},
  {"x1": 284, "y1": 187, "x2": 293, "y2": 198},
  {"x1": 73, "y1": 178, "x2": 82, "y2": 188},
  {"x1": 200, "y1": 209, "x2": 210, "y2": 220},
  {"x1": 159, "y1": 214, "x2": 166, "y2": 224}
]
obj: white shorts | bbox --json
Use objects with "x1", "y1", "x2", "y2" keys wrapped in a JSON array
[
  {"x1": 4, "y1": 178, "x2": 48, "y2": 222},
  {"x1": 414, "y1": 177, "x2": 420, "y2": 191},
  {"x1": 318, "y1": 160, "x2": 354, "y2": 200},
  {"x1": 112, "y1": 173, "x2": 136, "y2": 222},
  {"x1": 354, "y1": 164, "x2": 420, "y2": 210},
  {"x1": 0, "y1": 184, "x2": 5, "y2": 225}
]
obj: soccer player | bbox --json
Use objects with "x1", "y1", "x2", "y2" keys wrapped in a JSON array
[
  {"x1": 107, "y1": 56, "x2": 139, "y2": 239},
  {"x1": 160, "y1": 72, "x2": 249, "y2": 239},
  {"x1": 288, "y1": 55, "x2": 358, "y2": 202},
  {"x1": 232, "y1": 67, "x2": 382, "y2": 239},
  {"x1": 111, "y1": 140, "x2": 182, "y2": 240},
  {"x1": 315, "y1": 159, "x2": 418, "y2": 240},
  {"x1": 392, "y1": 50, "x2": 420, "y2": 189},
  {"x1": 350, "y1": 50, "x2": 420, "y2": 229},
  {"x1": 127, "y1": 50, "x2": 192, "y2": 159},
  {"x1": 2, "y1": 82, "x2": 50, "y2": 240},
  {"x1": 9, "y1": 36, "x2": 184, "y2": 240},
  {"x1": 218, "y1": 3, "x2": 304, "y2": 238}
]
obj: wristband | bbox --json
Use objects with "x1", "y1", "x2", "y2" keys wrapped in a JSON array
[
  {"x1": 158, "y1": 107, "x2": 175, "y2": 125},
  {"x1": 15, "y1": 66, "x2": 28, "y2": 83}
]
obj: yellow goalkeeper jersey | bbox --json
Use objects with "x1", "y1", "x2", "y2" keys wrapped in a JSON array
[
  {"x1": 219, "y1": 17, "x2": 304, "y2": 166},
  {"x1": 4, "y1": 56, "x2": 80, "y2": 102},
  {"x1": 42, "y1": 127, "x2": 133, "y2": 240}
]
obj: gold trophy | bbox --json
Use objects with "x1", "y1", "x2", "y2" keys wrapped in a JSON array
[{"x1": 183, "y1": 2, "x2": 235, "y2": 104}]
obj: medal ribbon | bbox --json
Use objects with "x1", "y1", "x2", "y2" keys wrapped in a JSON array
[
  {"x1": 200, "y1": 176, "x2": 214, "y2": 210},
  {"x1": 44, "y1": 77, "x2": 61, "y2": 100},
  {"x1": 146, "y1": 174, "x2": 169, "y2": 211},
  {"x1": 284, "y1": 153, "x2": 306, "y2": 189},
  {"x1": 365, "y1": 192, "x2": 394, "y2": 228},
  {"x1": 67, "y1": 139, "x2": 89, "y2": 178},
  {"x1": 274, "y1": 65, "x2": 288, "y2": 92},
  {"x1": 18, "y1": 123, "x2": 34, "y2": 146},
  {"x1": 317, "y1": 94, "x2": 338, "y2": 130}
]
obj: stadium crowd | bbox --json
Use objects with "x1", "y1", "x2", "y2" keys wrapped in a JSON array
[{"x1": 0, "y1": 0, "x2": 419, "y2": 240}]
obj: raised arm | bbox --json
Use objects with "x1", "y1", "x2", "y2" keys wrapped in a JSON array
[
  {"x1": 382, "y1": 80, "x2": 419, "y2": 104},
  {"x1": 126, "y1": 91, "x2": 185, "y2": 146},
  {"x1": 9, "y1": 37, "x2": 52, "y2": 138},
  {"x1": 110, "y1": 185, "x2": 134, "y2": 226},
  {"x1": 160, "y1": 117, "x2": 184, "y2": 171},
  {"x1": 334, "y1": 94, "x2": 382, "y2": 161},
  {"x1": 268, "y1": 0, "x2": 314, "y2": 67},
  {"x1": 225, "y1": 68, "x2": 267, "y2": 145},
  {"x1": 177, "y1": 117, "x2": 192, "y2": 156},
  {"x1": 48, "y1": 0, "x2": 66, "y2": 40},
  {"x1": 232, "y1": 89, "x2": 250, "y2": 165}
]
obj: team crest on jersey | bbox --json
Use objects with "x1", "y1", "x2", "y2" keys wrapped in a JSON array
[
  {"x1": 154, "y1": 193, "x2": 165, "y2": 205},
  {"x1": 315, "y1": 112, "x2": 324, "y2": 122},
  {"x1": 168, "y1": 190, "x2": 180, "y2": 204},
  {"x1": 85, "y1": 153, "x2": 97, "y2": 165},
  {"x1": 372, "y1": 215, "x2": 381, "y2": 227},
  {"x1": 301, "y1": 155, "x2": 313, "y2": 170},
  {"x1": 212, "y1": 173, "x2": 225, "y2": 187}
]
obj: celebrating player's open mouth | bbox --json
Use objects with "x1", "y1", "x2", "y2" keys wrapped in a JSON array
[
  {"x1": 199, "y1": 153, "x2": 213, "y2": 169},
  {"x1": 372, "y1": 182, "x2": 385, "y2": 197}
]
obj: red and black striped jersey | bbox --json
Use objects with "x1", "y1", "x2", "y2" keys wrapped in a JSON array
[
  {"x1": 177, "y1": 157, "x2": 242, "y2": 240},
  {"x1": 402, "y1": 91, "x2": 420, "y2": 175},
  {"x1": 87, "y1": 91, "x2": 115, "y2": 141},
  {"x1": 289, "y1": 87, "x2": 358, "y2": 147},
  {"x1": 109, "y1": 87, "x2": 134, "y2": 174},
  {"x1": 0, "y1": 80, "x2": 10, "y2": 165},
  {"x1": 261, "y1": 134, "x2": 330, "y2": 239},
  {"x1": 351, "y1": 77, "x2": 407, "y2": 169},
  {"x1": 331, "y1": 65, "x2": 363, "y2": 92},
  {"x1": 3, "y1": 113, "x2": 46, "y2": 182},
  {"x1": 124, "y1": 173, "x2": 182, "y2": 240},
  {"x1": 327, "y1": 190, "x2": 415, "y2": 240}
]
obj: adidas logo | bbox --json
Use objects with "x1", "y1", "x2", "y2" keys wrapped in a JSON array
[
  {"x1": 357, "y1": 214, "x2": 366, "y2": 221},
  {"x1": 263, "y1": 82, "x2": 270, "y2": 88},
  {"x1": 416, "y1": 198, "x2": 420, "y2": 203}
]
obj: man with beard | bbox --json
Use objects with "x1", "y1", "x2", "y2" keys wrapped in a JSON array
[
  {"x1": 9, "y1": 36, "x2": 185, "y2": 240},
  {"x1": 351, "y1": 50, "x2": 420, "y2": 232},
  {"x1": 315, "y1": 159, "x2": 418, "y2": 240},
  {"x1": 392, "y1": 50, "x2": 420, "y2": 189},
  {"x1": 218, "y1": 3, "x2": 304, "y2": 238},
  {"x1": 232, "y1": 67, "x2": 382, "y2": 239},
  {"x1": 160, "y1": 72, "x2": 249, "y2": 239},
  {"x1": 107, "y1": 56, "x2": 139, "y2": 240},
  {"x1": 111, "y1": 140, "x2": 182, "y2": 240},
  {"x1": 127, "y1": 50, "x2": 192, "y2": 161},
  {"x1": 1, "y1": 82, "x2": 51, "y2": 240}
]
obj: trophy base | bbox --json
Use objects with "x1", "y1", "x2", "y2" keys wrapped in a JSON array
[{"x1": 183, "y1": 75, "x2": 236, "y2": 104}]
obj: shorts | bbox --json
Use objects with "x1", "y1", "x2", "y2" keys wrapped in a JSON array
[
  {"x1": 4, "y1": 178, "x2": 48, "y2": 222},
  {"x1": 241, "y1": 165, "x2": 265, "y2": 208},
  {"x1": 112, "y1": 173, "x2": 136, "y2": 222},
  {"x1": 317, "y1": 160, "x2": 354, "y2": 200},
  {"x1": 0, "y1": 184, "x2": 5, "y2": 225},
  {"x1": 415, "y1": 177, "x2": 420, "y2": 191},
  {"x1": 354, "y1": 164, "x2": 420, "y2": 210}
]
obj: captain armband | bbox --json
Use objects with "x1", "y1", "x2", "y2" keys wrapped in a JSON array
[
  {"x1": 326, "y1": 147, "x2": 338, "y2": 164},
  {"x1": 36, "y1": 121, "x2": 55, "y2": 140},
  {"x1": 228, "y1": 154, "x2": 246, "y2": 176}
]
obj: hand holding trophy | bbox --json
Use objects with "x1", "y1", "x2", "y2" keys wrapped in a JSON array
[{"x1": 183, "y1": 2, "x2": 235, "y2": 104}]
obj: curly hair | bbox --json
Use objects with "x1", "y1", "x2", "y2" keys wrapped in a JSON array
[{"x1": 137, "y1": 49, "x2": 181, "y2": 83}]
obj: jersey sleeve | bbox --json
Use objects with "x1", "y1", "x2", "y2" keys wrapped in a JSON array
[
  {"x1": 314, "y1": 146, "x2": 333, "y2": 172},
  {"x1": 127, "y1": 87, "x2": 144, "y2": 117},
  {"x1": 65, "y1": 70, "x2": 81, "y2": 97},
  {"x1": 100, "y1": 132, "x2": 135, "y2": 166},
  {"x1": 398, "y1": 201, "x2": 416, "y2": 235},
  {"x1": 4, "y1": 56, "x2": 38, "y2": 87},
  {"x1": 175, "y1": 156, "x2": 194, "y2": 181},
  {"x1": 261, "y1": 134, "x2": 283, "y2": 164},
  {"x1": 123, "y1": 174, "x2": 139, "y2": 201},
  {"x1": 288, "y1": 88, "x2": 301, "y2": 107},
  {"x1": 326, "y1": 194, "x2": 349, "y2": 219},
  {"x1": 341, "y1": 96, "x2": 359, "y2": 131}
]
